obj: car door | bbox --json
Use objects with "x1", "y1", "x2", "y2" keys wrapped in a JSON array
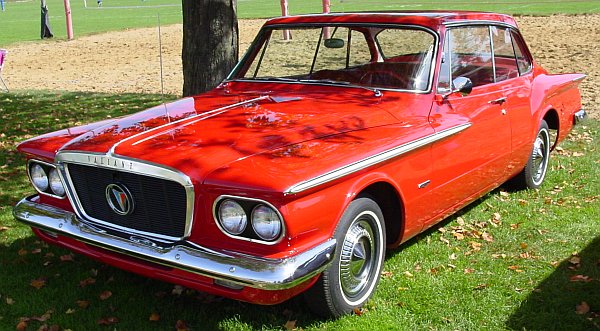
[{"x1": 424, "y1": 25, "x2": 513, "y2": 227}]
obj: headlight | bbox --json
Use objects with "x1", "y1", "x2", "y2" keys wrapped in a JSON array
[
  {"x1": 218, "y1": 199, "x2": 247, "y2": 235},
  {"x1": 48, "y1": 168, "x2": 65, "y2": 197},
  {"x1": 251, "y1": 204, "x2": 282, "y2": 241},
  {"x1": 30, "y1": 163, "x2": 49, "y2": 192}
]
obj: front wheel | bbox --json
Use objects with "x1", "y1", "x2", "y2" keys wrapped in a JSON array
[
  {"x1": 512, "y1": 120, "x2": 551, "y2": 189},
  {"x1": 304, "y1": 197, "x2": 386, "y2": 317}
]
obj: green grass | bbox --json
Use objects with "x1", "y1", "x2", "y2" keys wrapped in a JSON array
[
  {"x1": 2, "y1": 0, "x2": 600, "y2": 46},
  {"x1": 0, "y1": 90, "x2": 598, "y2": 330}
]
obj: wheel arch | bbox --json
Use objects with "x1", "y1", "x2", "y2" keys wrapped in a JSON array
[
  {"x1": 541, "y1": 108, "x2": 560, "y2": 150},
  {"x1": 355, "y1": 181, "x2": 404, "y2": 247}
]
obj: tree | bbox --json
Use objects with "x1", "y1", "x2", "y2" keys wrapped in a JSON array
[{"x1": 182, "y1": 0, "x2": 239, "y2": 97}]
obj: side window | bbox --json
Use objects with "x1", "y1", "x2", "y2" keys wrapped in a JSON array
[
  {"x1": 511, "y1": 31, "x2": 533, "y2": 75},
  {"x1": 448, "y1": 26, "x2": 494, "y2": 88},
  {"x1": 491, "y1": 26, "x2": 519, "y2": 82}
]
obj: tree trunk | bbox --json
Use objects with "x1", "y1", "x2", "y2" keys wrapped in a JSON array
[{"x1": 182, "y1": 0, "x2": 238, "y2": 97}]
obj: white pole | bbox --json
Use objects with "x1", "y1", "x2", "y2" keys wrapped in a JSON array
[{"x1": 280, "y1": 0, "x2": 290, "y2": 40}]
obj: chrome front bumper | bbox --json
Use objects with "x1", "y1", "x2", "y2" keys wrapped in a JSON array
[
  {"x1": 574, "y1": 109, "x2": 587, "y2": 124},
  {"x1": 13, "y1": 197, "x2": 336, "y2": 290}
]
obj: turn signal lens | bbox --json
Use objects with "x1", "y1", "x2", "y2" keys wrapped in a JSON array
[
  {"x1": 48, "y1": 168, "x2": 65, "y2": 197},
  {"x1": 251, "y1": 205, "x2": 282, "y2": 241},
  {"x1": 218, "y1": 199, "x2": 247, "y2": 235},
  {"x1": 30, "y1": 163, "x2": 49, "y2": 192}
]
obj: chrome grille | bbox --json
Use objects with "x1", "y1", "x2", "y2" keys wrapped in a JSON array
[{"x1": 65, "y1": 163, "x2": 188, "y2": 239}]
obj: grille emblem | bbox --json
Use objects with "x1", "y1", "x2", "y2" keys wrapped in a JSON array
[{"x1": 105, "y1": 183, "x2": 134, "y2": 216}]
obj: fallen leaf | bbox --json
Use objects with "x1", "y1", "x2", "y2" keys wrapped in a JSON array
[
  {"x1": 469, "y1": 241, "x2": 482, "y2": 251},
  {"x1": 6, "y1": 297, "x2": 14, "y2": 305},
  {"x1": 31, "y1": 248, "x2": 42, "y2": 254},
  {"x1": 440, "y1": 237, "x2": 450, "y2": 245},
  {"x1": 353, "y1": 307, "x2": 365, "y2": 316},
  {"x1": 176, "y1": 320, "x2": 189, "y2": 331},
  {"x1": 569, "y1": 256, "x2": 581, "y2": 265},
  {"x1": 492, "y1": 253, "x2": 507, "y2": 259},
  {"x1": 284, "y1": 320, "x2": 297, "y2": 330},
  {"x1": 508, "y1": 265, "x2": 523, "y2": 273},
  {"x1": 576, "y1": 301, "x2": 590, "y2": 315},
  {"x1": 457, "y1": 217, "x2": 465, "y2": 226},
  {"x1": 500, "y1": 191, "x2": 509, "y2": 197},
  {"x1": 474, "y1": 283, "x2": 488, "y2": 290},
  {"x1": 482, "y1": 232, "x2": 494, "y2": 242},
  {"x1": 149, "y1": 312, "x2": 160, "y2": 322},
  {"x1": 0, "y1": 226, "x2": 9, "y2": 231},
  {"x1": 65, "y1": 308, "x2": 76, "y2": 314},
  {"x1": 37, "y1": 310, "x2": 53, "y2": 322},
  {"x1": 60, "y1": 254, "x2": 74, "y2": 262},
  {"x1": 381, "y1": 271, "x2": 394, "y2": 279},
  {"x1": 570, "y1": 275, "x2": 593, "y2": 283},
  {"x1": 520, "y1": 242, "x2": 528, "y2": 250},
  {"x1": 97, "y1": 317, "x2": 119, "y2": 325},
  {"x1": 464, "y1": 268, "x2": 475, "y2": 274},
  {"x1": 30, "y1": 278, "x2": 47, "y2": 289},
  {"x1": 449, "y1": 253, "x2": 457, "y2": 260},
  {"x1": 16, "y1": 320, "x2": 28, "y2": 331},
  {"x1": 403, "y1": 271, "x2": 413, "y2": 277},
  {"x1": 79, "y1": 278, "x2": 96, "y2": 288},
  {"x1": 18, "y1": 249, "x2": 28, "y2": 256},
  {"x1": 76, "y1": 300, "x2": 90, "y2": 309},
  {"x1": 99, "y1": 291, "x2": 112, "y2": 300}
]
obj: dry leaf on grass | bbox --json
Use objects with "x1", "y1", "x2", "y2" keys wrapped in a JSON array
[
  {"x1": 97, "y1": 317, "x2": 119, "y2": 325},
  {"x1": 284, "y1": 320, "x2": 297, "y2": 330},
  {"x1": 576, "y1": 301, "x2": 590, "y2": 315},
  {"x1": 149, "y1": 312, "x2": 160, "y2": 322},
  {"x1": 99, "y1": 291, "x2": 112, "y2": 300},
  {"x1": 30, "y1": 278, "x2": 47, "y2": 289}
]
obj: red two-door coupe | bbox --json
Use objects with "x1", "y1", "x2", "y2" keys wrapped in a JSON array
[{"x1": 14, "y1": 11, "x2": 586, "y2": 317}]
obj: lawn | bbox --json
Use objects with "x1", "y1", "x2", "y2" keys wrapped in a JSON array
[
  {"x1": 1, "y1": 0, "x2": 600, "y2": 45},
  {"x1": 0, "y1": 91, "x2": 598, "y2": 330}
]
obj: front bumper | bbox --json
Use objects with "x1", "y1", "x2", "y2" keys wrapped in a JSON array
[{"x1": 13, "y1": 196, "x2": 336, "y2": 291}]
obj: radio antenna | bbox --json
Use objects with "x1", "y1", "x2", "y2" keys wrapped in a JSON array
[{"x1": 157, "y1": 13, "x2": 170, "y2": 121}]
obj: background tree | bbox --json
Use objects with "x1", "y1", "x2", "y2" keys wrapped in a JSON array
[{"x1": 182, "y1": 0, "x2": 238, "y2": 97}]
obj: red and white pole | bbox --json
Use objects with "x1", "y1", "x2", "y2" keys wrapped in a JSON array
[
  {"x1": 64, "y1": 0, "x2": 73, "y2": 40},
  {"x1": 280, "y1": 0, "x2": 290, "y2": 40},
  {"x1": 322, "y1": 0, "x2": 331, "y2": 39}
]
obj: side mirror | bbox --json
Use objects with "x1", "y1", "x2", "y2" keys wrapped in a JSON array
[{"x1": 451, "y1": 77, "x2": 473, "y2": 96}]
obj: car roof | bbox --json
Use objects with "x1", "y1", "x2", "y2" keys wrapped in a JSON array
[{"x1": 264, "y1": 11, "x2": 519, "y2": 30}]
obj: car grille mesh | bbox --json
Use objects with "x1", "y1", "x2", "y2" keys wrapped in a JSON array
[{"x1": 67, "y1": 163, "x2": 187, "y2": 238}]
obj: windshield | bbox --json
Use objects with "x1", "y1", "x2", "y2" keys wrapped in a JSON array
[{"x1": 230, "y1": 25, "x2": 436, "y2": 92}]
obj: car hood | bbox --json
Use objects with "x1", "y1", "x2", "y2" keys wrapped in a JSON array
[{"x1": 55, "y1": 83, "x2": 408, "y2": 182}]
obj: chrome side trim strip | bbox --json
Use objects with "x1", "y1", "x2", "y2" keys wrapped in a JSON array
[
  {"x1": 55, "y1": 151, "x2": 195, "y2": 242},
  {"x1": 14, "y1": 197, "x2": 336, "y2": 290},
  {"x1": 284, "y1": 123, "x2": 472, "y2": 195}
]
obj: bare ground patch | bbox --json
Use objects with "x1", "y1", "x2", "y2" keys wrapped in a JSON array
[{"x1": 2, "y1": 16, "x2": 597, "y2": 117}]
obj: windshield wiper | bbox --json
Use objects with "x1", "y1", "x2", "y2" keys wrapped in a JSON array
[{"x1": 298, "y1": 79, "x2": 382, "y2": 97}]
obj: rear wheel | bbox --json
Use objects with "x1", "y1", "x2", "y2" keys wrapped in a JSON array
[
  {"x1": 512, "y1": 120, "x2": 551, "y2": 189},
  {"x1": 304, "y1": 197, "x2": 386, "y2": 317}
]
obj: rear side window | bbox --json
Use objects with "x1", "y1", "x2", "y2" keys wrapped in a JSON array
[
  {"x1": 511, "y1": 31, "x2": 533, "y2": 75},
  {"x1": 491, "y1": 26, "x2": 519, "y2": 82}
]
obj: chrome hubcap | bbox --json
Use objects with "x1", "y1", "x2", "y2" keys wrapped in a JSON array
[
  {"x1": 531, "y1": 129, "x2": 549, "y2": 185},
  {"x1": 339, "y1": 219, "x2": 375, "y2": 298}
]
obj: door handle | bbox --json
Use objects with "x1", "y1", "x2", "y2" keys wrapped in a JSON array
[{"x1": 488, "y1": 97, "x2": 507, "y2": 105}]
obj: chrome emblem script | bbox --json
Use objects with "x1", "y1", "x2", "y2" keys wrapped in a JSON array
[{"x1": 105, "y1": 183, "x2": 134, "y2": 216}]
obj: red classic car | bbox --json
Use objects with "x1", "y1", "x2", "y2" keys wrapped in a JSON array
[{"x1": 14, "y1": 11, "x2": 586, "y2": 317}]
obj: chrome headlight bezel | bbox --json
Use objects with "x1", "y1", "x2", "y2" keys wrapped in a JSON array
[
  {"x1": 217, "y1": 199, "x2": 248, "y2": 235},
  {"x1": 213, "y1": 195, "x2": 285, "y2": 245},
  {"x1": 251, "y1": 204, "x2": 282, "y2": 241},
  {"x1": 27, "y1": 160, "x2": 66, "y2": 199}
]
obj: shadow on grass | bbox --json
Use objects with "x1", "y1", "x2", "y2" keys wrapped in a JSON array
[
  {"x1": 506, "y1": 236, "x2": 600, "y2": 330},
  {"x1": 0, "y1": 234, "x2": 326, "y2": 330}
]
